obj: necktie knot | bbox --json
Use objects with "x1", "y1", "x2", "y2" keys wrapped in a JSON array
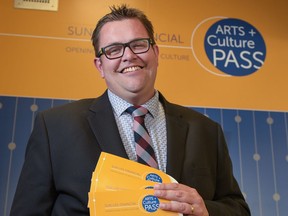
[{"x1": 126, "y1": 106, "x2": 148, "y2": 117}]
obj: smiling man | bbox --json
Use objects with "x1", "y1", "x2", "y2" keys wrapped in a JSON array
[{"x1": 11, "y1": 5, "x2": 250, "y2": 216}]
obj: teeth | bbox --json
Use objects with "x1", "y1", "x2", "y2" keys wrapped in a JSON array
[{"x1": 122, "y1": 66, "x2": 141, "y2": 73}]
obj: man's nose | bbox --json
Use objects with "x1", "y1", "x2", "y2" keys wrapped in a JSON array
[{"x1": 122, "y1": 46, "x2": 137, "y2": 60}]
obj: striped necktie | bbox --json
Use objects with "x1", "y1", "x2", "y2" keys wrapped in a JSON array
[{"x1": 126, "y1": 106, "x2": 158, "y2": 169}]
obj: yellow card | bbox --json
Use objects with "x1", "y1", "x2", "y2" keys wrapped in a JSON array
[
  {"x1": 89, "y1": 189, "x2": 181, "y2": 216},
  {"x1": 91, "y1": 152, "x2": 177, "y2": 193}
]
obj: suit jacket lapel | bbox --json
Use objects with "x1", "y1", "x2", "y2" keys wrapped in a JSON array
[
  {"x1": 160, "y1": 94, "x2": 189, "y2": 182},
  {"x1": 86, "y1": 91, "x2": 128, "y2": 159}
]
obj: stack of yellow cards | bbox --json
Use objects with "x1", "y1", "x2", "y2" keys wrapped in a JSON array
[{"x1": 88, "y1": 152, "x2": 182, "y2": 215}]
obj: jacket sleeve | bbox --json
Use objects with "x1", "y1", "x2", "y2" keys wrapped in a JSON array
[
  {"x1": 10, "y1": 112, "x2": 57, "y2": 215},
  {"x1": 205, "y1": 125, "x2": 251, "y2": 216}
]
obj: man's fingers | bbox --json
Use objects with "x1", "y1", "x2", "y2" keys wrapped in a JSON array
[
  {"x1": 159, "y1": 201, "x2": 196, "y2": 215},
  {"x1": 154, "y1": 189, "x2": 187, "y2": 202}
]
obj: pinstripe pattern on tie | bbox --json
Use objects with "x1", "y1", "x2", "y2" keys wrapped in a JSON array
[{"x1": 126, "y1": 106, "x2": 158, "y2": 168}]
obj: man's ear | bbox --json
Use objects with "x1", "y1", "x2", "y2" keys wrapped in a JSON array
[
  {"x1": 153, "y1": 44, "x2": 159, "y2": 57},
  {"x1": 152, "y1": 44, "x2": 160, "y2": 66},
  {"x1": 94, "y1": 57, "x2": 105, "y2": 78}
]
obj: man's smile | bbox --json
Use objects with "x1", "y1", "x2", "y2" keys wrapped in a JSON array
[{"x1": 120, "y1": 66, "x2": 143, "y2": 73}]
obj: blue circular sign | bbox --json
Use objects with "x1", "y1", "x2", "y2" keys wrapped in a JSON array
[
  {"x1": 142, "y1": 195, "x2": 160, "y2": 213},
  {"x1": 145, "y1": 173, "x2": 162, "y2": 183},
  {"x1": 204, "y1": 18, "x2": 266, "y2": 76}
]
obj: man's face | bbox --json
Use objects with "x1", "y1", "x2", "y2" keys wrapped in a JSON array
[{"x1": 94, "y1": 18, "x2": 159, "y2": 105}]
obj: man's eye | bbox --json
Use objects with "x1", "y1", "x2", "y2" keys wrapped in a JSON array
[
  {"x1": 106, "y1": 46, "x2": 122, "y2": 55},
  {"x1": 132, "y1": 43, "x2": 146, "y2": 49}
]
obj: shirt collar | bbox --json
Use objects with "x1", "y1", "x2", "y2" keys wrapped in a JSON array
[{"x1": 107, "y1": 90, "x2": 160, "y2": 118}]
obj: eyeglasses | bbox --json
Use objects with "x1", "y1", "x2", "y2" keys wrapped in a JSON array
[{"x1": 96, "y1": 38, "x2": 155, "y2": 60}]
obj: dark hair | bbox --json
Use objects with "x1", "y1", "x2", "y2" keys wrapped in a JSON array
[{"x1": 91, "y1": 4, "x2": 155, "y2": 57}]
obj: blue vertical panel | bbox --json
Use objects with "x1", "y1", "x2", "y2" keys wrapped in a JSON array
[
  {"x1": 256, "y1": 111, "x2": 276, "y2": 216},
  {"x1": 0, "y1": 96, "x2": 71, "y2": 216},
  {"x1": 282, "y1": 113, "x2": 288, "y2": 215},
  {"x1": 0, "y1": 97, "x2": 17, "y2": 216},
  {"x1": 221, "y1": 109, "x2": 241, "y2": 181},
  {"x1": 250, "y1": 111, "x2": 262, "y2": 216},
  {"x1": 237, "y1": 110, "x2": 259, "y2": 215},
  {"x1": 7, "y1": 97, "x2": 35, "y2": 214},
  {"x1": 269, "y1": 112, "x2": 288, "y2": 216}
]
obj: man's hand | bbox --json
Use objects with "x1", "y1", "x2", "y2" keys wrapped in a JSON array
[{"x1": 154, "y1": 183, "x2": 209, "y2": 216}]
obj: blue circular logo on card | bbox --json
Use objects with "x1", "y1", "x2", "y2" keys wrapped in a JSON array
[
  {"x1": 142, "y1": 195, "x2": 160, "y2": 213},
  {"x1": 145, "y1": 173, "x2": 162, "y2": 183},
  {"x1": 204, "y1": 18, "x2": 266, "y2": 76}
]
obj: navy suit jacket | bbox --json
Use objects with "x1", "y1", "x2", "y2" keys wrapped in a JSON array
[{"x1": 11, "y1": 91, "x2": 250, "y2": 215}]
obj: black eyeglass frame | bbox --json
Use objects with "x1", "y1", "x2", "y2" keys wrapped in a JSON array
[{"x1": 96, "y1": 38, "x2": 155, "y2": 60}]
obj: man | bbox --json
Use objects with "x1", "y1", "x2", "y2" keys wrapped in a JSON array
[{"x1": 11, "y1": 5, "x2": 250, "y2": 216}]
